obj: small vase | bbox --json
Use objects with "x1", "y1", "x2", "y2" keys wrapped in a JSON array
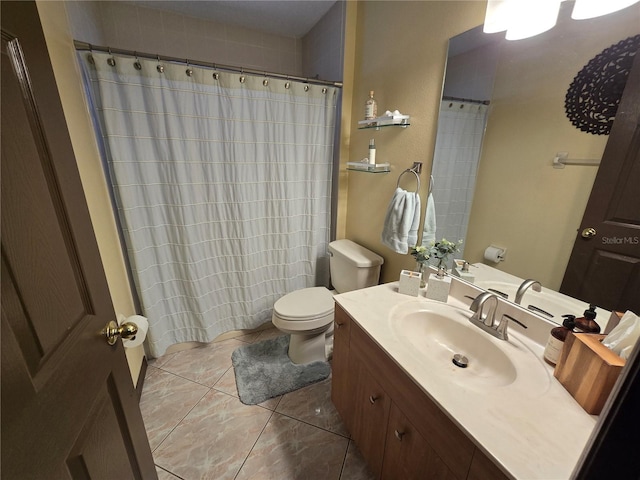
[{"x1": 416, "y1": 262, "x2": 428, "y2": 288}]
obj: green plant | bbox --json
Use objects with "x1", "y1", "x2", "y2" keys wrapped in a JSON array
[{"x1": 411, "y1": 238, "x2": 462, "y2": 268}]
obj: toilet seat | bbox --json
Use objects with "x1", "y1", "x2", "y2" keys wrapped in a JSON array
[
  {"x1": 273, "y1": 287, "x2": 334, "y2": 320},
  {"x1": 272, "y1": 287, "x2": 335, "y2": 332}
]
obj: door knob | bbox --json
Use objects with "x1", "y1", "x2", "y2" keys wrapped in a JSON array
[
  {"x1": 102, "y1": 320, "x2": 138, "y2": 346},
  {"x1": 581, "y1": 227, "x2": 597, "y2": 238}
]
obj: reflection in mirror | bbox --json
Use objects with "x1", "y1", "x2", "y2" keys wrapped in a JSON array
[
  {"x1": 424, "y1": 27, "x2": 501, "y2": 258},
  {"x1": 429, "y1": 1, "x2": 639, "y2": 301}
]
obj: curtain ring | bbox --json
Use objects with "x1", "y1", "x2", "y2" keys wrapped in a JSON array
[
  {"x1": 304, "y1": 84, "x2": 310, "y2": 92},
  {"x1": 284, "y1": 77, "x2": 291, "y2": 89},
  {"x1": 322, "y1": 87, "x2": 327, "y2": 94},
  {"x1": 213, "y1": 72, "x2": 219, "y2": 80},
  {"x1": 263, "y1": 73, "x2": 269, "y2": 87},
  {"x1": 239, "y1": 68, "x2": 245, "y2": 83},
  {"x1": 186, "y1": 60, "x2": 193, "y2": 77},
  {"x1": 106, "y1": 47, "x2": 116, "y2": 67},
  {"x1": 133, "y1": 52, "x2": 142, "y2": 70},
  {"x1": 156, "y1": 55, "x2": 164, "y2": 73}
]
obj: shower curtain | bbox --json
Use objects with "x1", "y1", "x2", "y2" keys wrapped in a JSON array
[
  {"x1": 430, "y1": 100, "x2": 488, "y2": 257},
  {"x1": 81, "y1": 51, "x2": 337, "y2": 357}
]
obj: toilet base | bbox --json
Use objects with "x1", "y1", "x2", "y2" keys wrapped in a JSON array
[{"x1": 288, "y1": 329, "x2": 331, "y2": 364}]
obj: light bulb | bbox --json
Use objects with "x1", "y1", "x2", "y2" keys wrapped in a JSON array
[
  {"x1": 571, "y1": 0, "x2": 640, "y2": 19},
  {"x1": 483, "y1": 0, "x2": 512, "y2": 33},
  {"x1": 505, "y1": 0, "x2": 562, "y2": 40}
]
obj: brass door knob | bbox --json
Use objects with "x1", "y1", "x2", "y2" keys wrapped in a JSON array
[
  {"x1": 581, "y1": 227, "x2": 597, "y2": 238},
  {"x1": 102, "y1": 320, "x2": 138, "y2": 346}
]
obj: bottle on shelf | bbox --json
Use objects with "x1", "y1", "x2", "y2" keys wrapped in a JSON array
[
  {"x1": 543, "y1": 314, "x2": 576, "y2": 366},
  {"x1": 368, "y1": 138, "x2": 376, "y2": 165},
  {"x1": 574, "y1": 304, "x2": 600, "y2": 334},
  {"x1": 365, "y1": 90, "x2": 377, "y2": 120}
]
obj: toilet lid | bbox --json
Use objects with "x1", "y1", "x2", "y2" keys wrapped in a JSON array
[{"x1": 273, "y1": 287, "x2": 334, "y2": 321}]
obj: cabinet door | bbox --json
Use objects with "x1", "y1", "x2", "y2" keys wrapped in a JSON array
[
  {"x1": 331, "y1": 306, "x2": 352, "y2": 430},
  {"x1": 349, "y1": 350, "x2": 391, "y2": 479},
  {"x1": 382, "y1": 403, "x2": 458, "y2": 480}
]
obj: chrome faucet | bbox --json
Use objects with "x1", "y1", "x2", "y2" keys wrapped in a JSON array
[
  {"x1": 514, "y1": 279, "x2": 542, "y2": 304},
  {"x1": 468, "y1": 292, "x2": 512, "y2": 341}
]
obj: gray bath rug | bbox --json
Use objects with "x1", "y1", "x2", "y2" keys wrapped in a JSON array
[{"x1": 231, "y1": 335, "x2": 330, "y2": 405}]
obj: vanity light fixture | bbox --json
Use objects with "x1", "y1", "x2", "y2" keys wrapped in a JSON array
[
  {"x1": 504, "y1": 0, "x2": 561, "y2": 40},
  {"x1": 483, "y1": 0, "x2": 561, "y2": 38},
  {"x1": 484, "y1": 0, "x2": 640, "y2": 40},
  {"x1": 571, "y1": 0, "x2": 640, "y2": 19}
]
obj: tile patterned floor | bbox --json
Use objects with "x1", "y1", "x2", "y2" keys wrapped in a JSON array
[{"x1": 142, "y1": 327, "x2": 376, "y2": 480}]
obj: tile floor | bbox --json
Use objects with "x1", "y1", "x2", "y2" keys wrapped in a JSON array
[{"x1": 142, "y1": 326, "x2": 376, "y2": 480}]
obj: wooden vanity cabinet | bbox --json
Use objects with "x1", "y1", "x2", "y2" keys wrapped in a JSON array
[
  {"x1": 349, "y1": 353, "x2": 391, "y2": 477},
  {"x1": 382, "y1": 402, "x2": 457, "y2": 480},
  {"x1": 331, "y1": 305, "x2": 510, "y2": 480},
  {"x1": 331, "y1": 305, "x2": 352, "y2": 430}
]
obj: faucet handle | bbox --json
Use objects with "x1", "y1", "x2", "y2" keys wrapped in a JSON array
[
  {"x1": 496, "y1": 314, "x2": 528, "y2": 341},
  {"x1": 496, "y1": 317, "x2": 509, "y2": 340}
]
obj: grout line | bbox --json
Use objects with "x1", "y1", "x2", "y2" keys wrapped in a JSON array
[
  {"x1": 155, "y1": 463, "x2": 186, "y2": 480},
  {"x1": 151, "y1": 386, "x2": 212, "y2": 454},
  {"x1": 154, "y1": 364, "x2": 227, "y2": 390},
  {"x1": 233, "y1": 407, "x2": 277, "y2": 479},
  {"x1": 272, "y1": 408, "x2": 350, "y2": 439},
  {"x1": 338, "y1": 439, "x2": 351, "y2": 480}
]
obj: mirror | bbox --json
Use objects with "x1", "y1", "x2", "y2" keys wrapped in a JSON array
[{"x1": 429, "y1": 1, "x2": 639, "y2": 299}]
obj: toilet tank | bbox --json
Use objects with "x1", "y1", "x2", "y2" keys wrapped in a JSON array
[{"x1": 328, "y1": 239, "x2": 384, "y2": 293}]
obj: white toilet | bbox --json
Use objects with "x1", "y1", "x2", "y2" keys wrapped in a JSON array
[{"x1": 272, "y1": 239, "x2": 384, "y2": 364}]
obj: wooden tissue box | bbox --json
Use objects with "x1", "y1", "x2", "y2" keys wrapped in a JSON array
[{"x1": 554, "y1": 333, "x2": 625, "y2": 415}]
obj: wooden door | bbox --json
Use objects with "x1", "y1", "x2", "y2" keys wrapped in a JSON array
[
  {"x1": 381, "y1": 403, "x2": 456, "y2": 480},
  {"x1": 1, "y1": 2, "x2": 156, "y2": 478},
  {"x1": 560, "y1": 50, "x2": 640, "y2": 314}
]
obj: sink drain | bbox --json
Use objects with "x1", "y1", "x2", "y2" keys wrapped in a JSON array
[{"x1": 452, "y1": 354, "x2": 469, "y2": 368}]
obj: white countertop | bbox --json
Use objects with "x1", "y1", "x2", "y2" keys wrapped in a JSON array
[{"x1": 334, "y1": 282, "x2": 598, "y2": 480}]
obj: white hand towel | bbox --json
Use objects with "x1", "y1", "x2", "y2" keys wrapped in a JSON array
[
  {"x1": 421, "y1": 191, "x2": 436, "y2": 247},
  {"x1": 381, "y1": 188, "x2": 421, "y2": 254}
]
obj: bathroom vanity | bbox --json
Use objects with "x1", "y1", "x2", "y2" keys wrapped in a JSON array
[{"x1": 331, "y1": 282, "x2": 599, "y2": 479}]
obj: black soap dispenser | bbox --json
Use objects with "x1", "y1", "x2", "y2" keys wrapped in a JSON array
[
  {"x1": 574, "y1": 304, "x2": 600, "y2": 334},
  {"x1": 543, "y1": 314, "x2": 576, "y2": 366}
]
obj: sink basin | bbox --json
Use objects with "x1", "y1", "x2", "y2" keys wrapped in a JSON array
[
  {"x1": 391, "y1": 302, "x2": 517, "y2": 387},
  {"x1": 474, "y1": 281, "x2": 585, "y2": 321},
  {"x1": 390, "y1": 300, "x2": 551, "y2": 394}
]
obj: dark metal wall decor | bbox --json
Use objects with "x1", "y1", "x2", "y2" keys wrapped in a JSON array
[{"x1": 565, "y1": 35, "x2": 640, "y2": 135}]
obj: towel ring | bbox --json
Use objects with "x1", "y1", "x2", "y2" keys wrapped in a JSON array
[{"x1": 397, "y1": 169, "x2": 420, "y2": 192}]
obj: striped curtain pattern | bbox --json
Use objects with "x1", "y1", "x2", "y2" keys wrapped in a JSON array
[{"x1": 82, "y1": 52, "x2": 337, "y2": 357}]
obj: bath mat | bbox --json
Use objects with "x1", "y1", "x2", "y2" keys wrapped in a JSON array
[{"x1": 231, "y1": 335, "x2": 330, "y2": 405}]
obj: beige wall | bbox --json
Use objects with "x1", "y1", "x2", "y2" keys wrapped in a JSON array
[
  {"x1": 65, "y1": 1, "x2": 303, "y2": 76},
  {"x1": 36, "y1": 1, "x2": 144, "y2": 384},
  {"x1": 464, "y1": 8, "x2": 640, "y2": 290},
  {"x1": 345, "y1": 1, "x2": 486, "y2": 283}
]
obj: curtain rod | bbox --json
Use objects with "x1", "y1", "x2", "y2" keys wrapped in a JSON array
[
  {"x1": 73, "y1": 40, "x2": 343, "y2": 88},
  {"x1": 443, "y1": 96, "x2": 490, "y2": 105}
]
